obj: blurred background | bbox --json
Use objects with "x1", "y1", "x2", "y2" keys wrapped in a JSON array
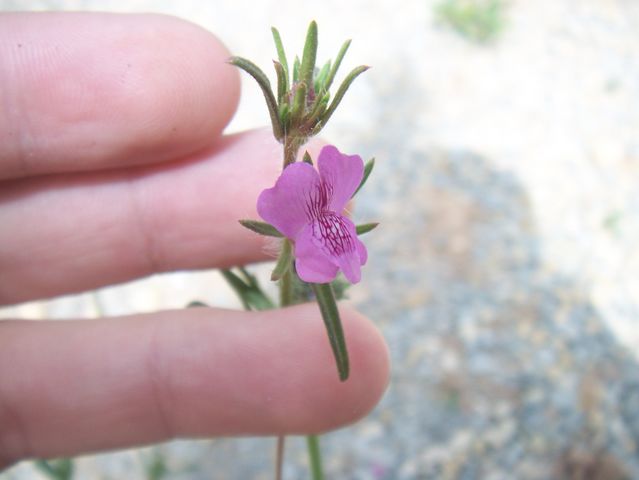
[{"x1": 2, "y1": 0, "x2": 639, "y2": 478}]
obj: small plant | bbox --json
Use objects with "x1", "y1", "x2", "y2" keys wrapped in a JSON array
[
  {"x1": 143, "y1": 449, "x2": 169, "y2": 480},
  {"x1": 603, "y1": 210, "x2": 623, "y2": 235},
  {"x1": 34, "y1": 459, "x2": 74, "y2": 480},
  {"x1": 435, "y1": 0, "x2": 507, "y2": 44},
  {"x1": 229, "y1": 21, "x2": 377, "y2": 479}
]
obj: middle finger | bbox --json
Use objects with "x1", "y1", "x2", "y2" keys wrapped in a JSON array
[{"x1": 0, "y1": 129, "x2": 324, "y2": 305}]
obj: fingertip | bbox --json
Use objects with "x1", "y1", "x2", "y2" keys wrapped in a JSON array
[
  {"x1": 298, "y1": 304, "x2": 391, "y2": 433},
  {"x1": 125, "y1": 14, "x2": 241, "y2": 146},
  {"x1": 157, "y1": 303, "x2": 389, "y2": 437},
  {"x1": 237, "y1": 303, "x2": 390, "y2": 435},
  {"x1": 88, "y1": 13, "x2": 242, "y2": 163}
]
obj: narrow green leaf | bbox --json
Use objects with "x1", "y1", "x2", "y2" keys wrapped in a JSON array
[
  {"x1": 302, "y1": 91, "x2": 329, "y2": 131},
  {"x1": 271, "y1": 27, "x2": 289, "y2": 90},
  {"x1": 145, "y1": 450, "x2": 169, "y2": 480},
  {"x1": 187, "y1": 300, "x2": 209, "y2": 308},
  {"x1": 356, "y1": 222, "x2": 379, "y2": 235},
  {"x1": 34, "y1": 459, "x2": 74, "y2": 480},
  {"x1": 290, "y1": 81, "x2": 307, "y2": 125},
  {"x1": 57, "y1": 459, "x2": 74, "y2": 480},
  {"x1": 228, "y1": 56, "x2": 283, "y2": 140},
  {"x1": 239, "y1": 219, "x2": 283, "y2": 237},
  {"x1": 34, "y1": 460, "x2": 59, "y2": 478},
  {"x1": 271, "y1": 239, "x2": 293, "y2": 281},
  {"x1": 316, "y1": 65, "x2": 369, "y2": 134},
  {"x1": 353, "y1": 157, "x2": 375, "y2": 197},
  {"x1": 238, "y1": 266, "x2": 259, "y2": 289},
  {"x1": 303, "y1": 151, "x2": 314, "y2": 165},
  {"x1": 293, "y1": 55, "x2": 301, "y2": 82},
  {"x1": 311, "y1": 283, "x2": 349, "y2": 381},
  {"x1": 221, "y1": 269, "x2": 275, "y2": 311},
  {"x1": 221, "y1": 269, "x2": 252, "y2": 310},
  {"x1": 240, "y1": 267, "x2": 276, "y2": 310},
  {"x1": 299, "y1": 21, "x2": 318, "y2": 92},
  {"x1": 324, "y1": 39, "x2": 351, "y2": 91},
  {"x1": 279, "y1": 102, "x2": 290, "y2": 127},
  {"x1": 273, "y1": 61, "x2": 287, "y2": 103},
  {"x1": 245, "y1": 289, "x2": 276, "y2": 310},
  {"x1": 314, "y1": 60, "x2": 331, "y2": 94}
]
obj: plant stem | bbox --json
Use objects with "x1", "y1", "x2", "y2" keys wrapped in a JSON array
[
  {"x1": 283, "y1": 134, "x2": 305, "y2": 167},
  {"x1": 276, "y1": 240, "x2": 293, "y2": 480},
  {"x1": 275, "y1": 242, "x2": 292, "y2": 480},
  {"x1": 306, "y1": 435, "x2": 324, "y2": 480},
  {"x1": 278, "y1": 136, "x2": 326, "y2": 480},
  {"x1": 279, "y1": 241, "x2": 294, "y2": 306},
  {"x1": 275, "y1": 436, "x2": 285, "y2": 480}
]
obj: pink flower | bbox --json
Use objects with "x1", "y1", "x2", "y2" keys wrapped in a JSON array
[{"x1": 257, "y1": 145, "x2": 368, "y2": 284}]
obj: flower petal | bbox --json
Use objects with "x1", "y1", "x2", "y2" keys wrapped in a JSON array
[
  {"x1": 317, "y1": 145, "x2": 364, "y2": 213},
  {"x1": 294, "y1": 214, "x2": 365, "y2": 284},
  {"x1": 357, "y1": 238, "x2": 368, "y2": 265},
  {"x1": 257, "y1": 162, "x2": 320, "y2": 239},
  {"x1": 337, "y1": 237, "x2": 368, "y2": 283},
  {"x1": 295, "y1": 222, "x2": 339, "y2": 283}
]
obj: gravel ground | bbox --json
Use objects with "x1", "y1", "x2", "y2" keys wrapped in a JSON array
[{"x1": 2, "y1": 0, "x2": 639, "y2": 478}]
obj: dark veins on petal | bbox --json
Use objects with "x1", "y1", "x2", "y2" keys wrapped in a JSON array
[
  {"x1": 313, "y1": 213, "x2": 355, "y2": 257},
  {"x1": 302, "y1": 179, "x2": 357, "y2": 258},
  {"x1": 305, "y1": 181, "x2": 334, "y2": 219}
]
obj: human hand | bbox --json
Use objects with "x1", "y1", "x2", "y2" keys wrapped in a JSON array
[{"x1": 0, "y1": 12, "x2": 389, "y2": 468}]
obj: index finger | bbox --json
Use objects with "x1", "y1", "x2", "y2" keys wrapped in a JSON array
[{"x1": 0, "y1": 12, "x2": 240, "y2": 180}]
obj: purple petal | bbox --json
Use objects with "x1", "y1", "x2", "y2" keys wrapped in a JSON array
[
  {"x1": 317, "y1": 145, "x2": 364, "y2": 213},
  {"x1": 257, "y1": 162, "x2": 320, "y2": 239},
  {"x1": 338, "y1": 238, "x2": 368, "y2": 283},
  {"x1": 357, "y1": 238, "x2": 368, "y2": 265},
  {"x1": 294, "y1": 213, "x2": 365, "y2": 284},
  {"x1": 337, "y1": 251, "x2": 362, "y2": 284},
  {"x1": 295, "y1": 222, "x2": 339, "y2": 283}
]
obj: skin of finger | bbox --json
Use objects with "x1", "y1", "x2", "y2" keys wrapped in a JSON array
[
  {"x1": 0, "y1": 304, "x2": 390, "y2": 465},
  {"x1": 0, "y1": 130, "x2": 326, "y2": 305},
  {"x1": 0, "y1": 12, "x2": 239, "y2": 179}
]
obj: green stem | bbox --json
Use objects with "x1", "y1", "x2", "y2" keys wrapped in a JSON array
[
  {"x1": 275, "y1": 242, "x2": 292, "y2": 480},
  {"x1": 273, "y1": 143, "x2": 301, "y2": 480},
  {"x1": 279, "y1": 264, "x2": 293, "y2": 306},
  {"x1": 306, "y1": 435, "x2": 324, "y2": 480},
  {"x1": 283, "y1": 134, "x2": 305, "y2": 167},
  {"x1": 278, "y1": 138, "x2": 327, "y2": 480},
  {"x1": 277, "y1": 240, "x2": 294, "y2": 306},
  {"x1": 275, "y1": 436, "x2": 285, "y2": 480}
]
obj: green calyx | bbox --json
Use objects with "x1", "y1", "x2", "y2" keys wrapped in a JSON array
[{"x1": 229, "y1": 21, "x2": 369, "y2": 143}]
